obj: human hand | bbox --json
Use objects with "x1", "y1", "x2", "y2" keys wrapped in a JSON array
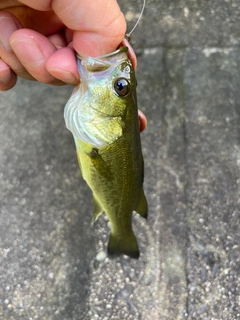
[
  {"x1": 0, "y1": 0, "x2": 146, "y2": 131},
  {"x1": 0, "y1": 0, "x2": 127, "y2": 91}
]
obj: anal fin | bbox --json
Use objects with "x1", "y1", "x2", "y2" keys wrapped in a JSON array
[
  {"x1": 135, "y1": 189, "x2": 148, "y2": 219},
  {"x1": 92, "y1": 195, "x2": 104, "y2": 222}
]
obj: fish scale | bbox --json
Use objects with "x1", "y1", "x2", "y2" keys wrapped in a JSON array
[{"x1": 64, "y1": 45, "x2": 147, "y2": 258}]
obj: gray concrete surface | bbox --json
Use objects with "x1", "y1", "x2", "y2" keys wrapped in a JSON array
[{"x1": 1, "y1": 0, "x2": 240, "y2": 319}]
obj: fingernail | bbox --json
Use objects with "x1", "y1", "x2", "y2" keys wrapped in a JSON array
[
  {"x1": 0, "y1": 72, "x2": 12, "y2": 84},
  {"x1": 10, "y1": 39, "x2": 45, "y2": 69},
  {"x1": 0, "y1": 17, "x2": 19, "y2": 50},
  {"x1": 0, "y1": 60, "x2": 12, "y2": 83}
]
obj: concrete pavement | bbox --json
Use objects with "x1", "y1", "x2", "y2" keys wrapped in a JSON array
[{"x1": 1, "y1": 1, "x2": 240, "y2": 319}]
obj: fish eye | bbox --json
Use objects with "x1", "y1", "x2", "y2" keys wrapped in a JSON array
[{"x1": 114, "y1": 78, "x2": 130, "y2": 97}]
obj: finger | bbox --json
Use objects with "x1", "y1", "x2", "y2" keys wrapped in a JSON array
[
  {"x1": 5, "y1": 0, "x2": 126, "y2": 57},
  {"x1": 120, "y1": 38, "x2": 137, "y2": 69},
  {"x1": 52, "y1": 0, "x2": 126, "y2": 57},
  {"x1": 0, "y1": 59, "x2": 17, "y2": 91},
  {"x1": 9, "y1": 0, "x2": 52, "y2": 11},
  {"x1": 138, "y1": 110, "x2": 147, "y2": 132},
  {"x1": 3, "y1": 6, "x2": 63, "y2": 35},
  {"x1": 0, "y1": 12, "x2": 38, "y2": 83},
  {"x1": 65, "y1": 28, "x2": 73, "y2": 45},
  {"x1": 0, "y1": 12, "x2": 24, "y2": 70},
  {"x1": 0, "y1": 12, "x2": 22, "y2": 50},
  {"x1": 4, "y1": 0, "x2": 126, "y2": 56},
  {"x1": 46, "y1": 47, "x2": 79, "y2": 85},
  {"x1": 0, "y1": 12, "x2": 68, "y2": 84},
  {"x1": 47, "y1": 32, "x2": 68, "y2": 49},
  {"x1": 9, "y1": 29, "x2": 58, "y2": 83}
]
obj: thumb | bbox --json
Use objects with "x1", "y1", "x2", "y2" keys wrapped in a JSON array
[{"x1": 53, "y1": 0, "x2": 127, "y2": 57}]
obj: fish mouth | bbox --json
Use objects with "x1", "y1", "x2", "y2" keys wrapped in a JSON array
[
  {"x1": 76, "y1": 47, "x2": 129, "y2": 72},
  {"x1": 76, "y1": 46, "x2": 128, "y2": 60}
]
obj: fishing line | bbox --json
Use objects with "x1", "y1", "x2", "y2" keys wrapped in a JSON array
[{"x1": 126, "y1": 0, "x2": 146, "y2": 39}]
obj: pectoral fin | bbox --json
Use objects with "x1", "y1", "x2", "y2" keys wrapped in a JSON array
[
  {"x1": 135, "y1": 189, "x2": 148, "y2": 219},
  {"x1": 86, "y1": 148, "x2": 112, "y2": 179}
]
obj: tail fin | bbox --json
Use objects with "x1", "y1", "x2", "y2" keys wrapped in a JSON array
[{"x1": 107, "y1": 231, "x2": 139, "y2": 259}]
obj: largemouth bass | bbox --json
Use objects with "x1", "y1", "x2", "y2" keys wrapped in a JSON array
[{"x1": 64, "y1": 44, "x2": 147, "y2": 258}]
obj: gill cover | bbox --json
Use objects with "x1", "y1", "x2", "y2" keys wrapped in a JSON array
[{"x1": 64, "y1": 47, "x2": 132, "y2": 148}]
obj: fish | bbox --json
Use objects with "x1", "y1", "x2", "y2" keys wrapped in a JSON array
[{"x1": 64, "y1": 43, "x2": 148, "y2": 259}]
